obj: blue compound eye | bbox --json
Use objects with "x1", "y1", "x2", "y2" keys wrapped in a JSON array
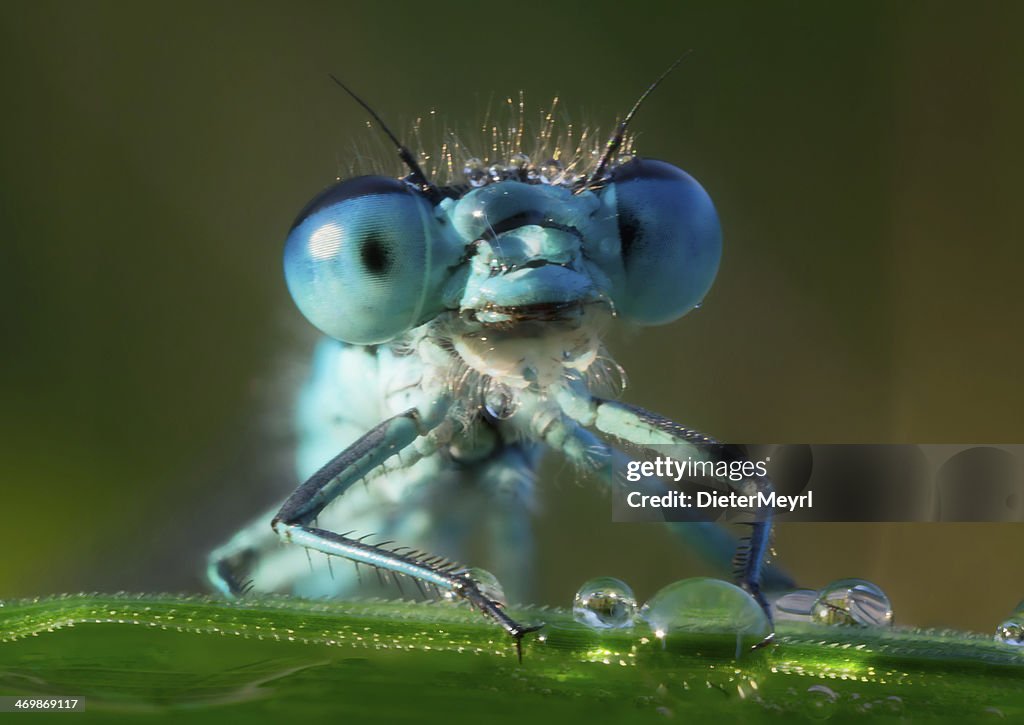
[
  {"x1": 283, "y1": 176, "x2": 460, "y2": 344},
  {"x1": 602, "y1": 158, "x2": 722, "y2": 325}
]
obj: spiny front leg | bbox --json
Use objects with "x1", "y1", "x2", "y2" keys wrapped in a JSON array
[
  {"x1": 278, "y1": 526, "x2": 541, "y2": 657},
  {"x1": 591, "y1": 398, "x2": 778, "y2": 615},
  {"x1": 269, "y1": 408, "x2": 542, "y2": 658},
  {"x1": 553, "y1": 389, "x2": 785, "y2": 619}
]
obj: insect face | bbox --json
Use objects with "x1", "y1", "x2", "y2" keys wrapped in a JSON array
[{"x1": 283, "y1": 157, "x2": 722, "y2": 347}]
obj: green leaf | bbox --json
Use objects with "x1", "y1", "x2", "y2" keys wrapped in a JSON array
[{"x1": 1, "y1": 593, "x2": 1022, "y2": 722}]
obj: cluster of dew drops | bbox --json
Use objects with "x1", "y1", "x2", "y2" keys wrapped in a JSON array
[
  {"x1": 458, "y1": 151, "x2": 636, "y2": 189},
  {"x1": 566, "y1": 576, "x2": 896, "y2": 647},
  {"x1": 463, "y1": 569, "x2": 1024, "y2": 648}
]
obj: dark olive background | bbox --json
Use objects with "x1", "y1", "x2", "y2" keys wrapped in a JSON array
[{"x1": 2, "y1": 1, "x2": 1022, "y2": 632}]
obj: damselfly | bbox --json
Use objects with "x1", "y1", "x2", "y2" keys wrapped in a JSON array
[{"x1": 208, "y1": 63, "x2": 786, "y2": 654}]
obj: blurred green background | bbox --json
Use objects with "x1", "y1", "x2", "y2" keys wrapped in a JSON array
[{"x1": 2, "y1": 1, "x2": 1022, "y2": 633}]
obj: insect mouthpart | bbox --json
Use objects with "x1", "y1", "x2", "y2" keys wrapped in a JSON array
[
  {"x1": 470, "y1": 296, "x2": 612, "y2": 327},
  {"x1": 487, "y1": 258, "x2": 575, "y2": 277}
]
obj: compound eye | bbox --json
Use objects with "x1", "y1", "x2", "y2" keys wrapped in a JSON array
[
  {"x1": 604, "y1": 158, "x2": 722, "y2": 325},
  {"x1": 284, "y1": 176, "x2": 457, "y2": 344}
]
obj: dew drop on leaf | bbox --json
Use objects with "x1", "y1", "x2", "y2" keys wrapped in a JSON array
[
  {"x1": 464, "y1": 567, "x2": 506, "y2": 607},
  {"x1": 572, "y1": 577, "x2": 637, "y2": 630},
  {"x1": 638, "y1": 577, "x2": 770, "y2": 651},
  {"x1": 994, "y1": 618, "x2": 1023, "y2": 647},
  {"x1": 811, "y1": 578, "x2": 893, "y2": 627},
  {"x1": 771, "y1": 588, "x2": 819, "y2": 622}
]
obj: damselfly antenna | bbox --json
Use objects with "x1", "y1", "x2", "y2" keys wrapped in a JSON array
[
  {"x1": 580, "y1": 53, "x2": 692, "y2": 192},
  {"x1": 328, "y1": 74, "x2": 441, "y2": 202}
]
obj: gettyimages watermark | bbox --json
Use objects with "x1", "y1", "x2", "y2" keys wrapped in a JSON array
[{"x1": 611, "y1": 444, "x2": 1024, "y2": 523}]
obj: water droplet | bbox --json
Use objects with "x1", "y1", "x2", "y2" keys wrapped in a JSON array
[
  {"x1": 772, "y1": 588, "x2": 819, "y2": 622},
  {"x1": 995, "y1": 618, "x2": 1024, "y2": 646},
  {"x1": 536, "y1": 159, "x2": 561, "y2": 184},
  {"x1": 811, "y1": 578, "x2": 893, "y2": 627},
  {"x1": 464, "y1": 567, "x2": 506, "y2": 606},
  {"x1": 638, "y1": 577, "x2": 771, "y2": 651},
  {"x1": 463, "y1": 158, "x2": 487, "y2": 187},
  {"x1": 613, "y1": 152, "x2": 636, "y2": 167},
  {"x1": 573, "y1": 576, "x2": 638, "y2": 630},
  {"x1": 882, "y1": 696, "x2": 905, "y2": 715},
  {"x1": 561, "y1": 342, "x2": 597, "y2": 370},
  {"x1": 483, "y1": 381, "x2": 519, "y2": 420},
  {"x1": 803, "y1": 684, "x2": 839, "y2": 720},
  {"x1": 508, "y1": 152, "x2": 530, "y2": 170}
]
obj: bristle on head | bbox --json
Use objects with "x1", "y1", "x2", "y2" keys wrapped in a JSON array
[{"x1": 344, "y1": 94, "x2": 638, "y2": 190}]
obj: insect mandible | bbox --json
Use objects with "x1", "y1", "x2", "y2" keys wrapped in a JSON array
[{"x1": 208, "y1": 62, "x2": 788, "y2": 656}]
